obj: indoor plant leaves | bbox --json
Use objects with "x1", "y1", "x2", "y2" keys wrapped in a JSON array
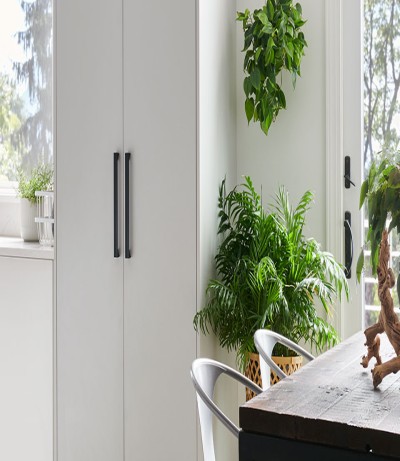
[
  {"x1": 194, "y1": 176, "x2": 348, "y2": 370},
  {"x1": 237, "y1": 1, "x2": 307, "y2": 136}
]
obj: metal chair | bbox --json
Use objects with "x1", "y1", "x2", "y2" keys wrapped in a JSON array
[
  {"x1": 254, "y1": 329, "x2": 315, "y2": 390},
  {"x1": 191, "y1": 358, "x2": 262, "y2": 461}
]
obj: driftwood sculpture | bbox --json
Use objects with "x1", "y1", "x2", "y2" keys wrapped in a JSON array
[{"x1": 361, "y1": 229, "x2": 400, "y2": 388}]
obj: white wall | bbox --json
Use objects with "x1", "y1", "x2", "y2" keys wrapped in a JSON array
[
  {"x1": 198, "y1": 0, "x2": 238, "y2": 460},
  {"x1": 236, "y1": 0, "x2": 327, "y2": 246},
  {"x1": 198, "y1": 1, "x2": 329, "y2": 460}
]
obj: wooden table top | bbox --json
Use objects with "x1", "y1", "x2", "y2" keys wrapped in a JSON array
[{"x1": 240, "y1": 331, "x2": 400, "y2": 459}]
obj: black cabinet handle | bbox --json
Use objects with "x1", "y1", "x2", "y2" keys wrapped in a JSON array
[
  {"x1": 113, "y1": 152, "x2": 120, "y2": 258},
  {"x1": 125, "y1": 152, "x2": 131, "y2": 259},
  {"x1": 344, "y1": 211, "x2": 353, "y2": 279}
]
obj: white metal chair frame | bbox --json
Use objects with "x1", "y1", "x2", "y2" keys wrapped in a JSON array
[
  {"x1": 254, "y1": 329, "x2": 315, "y2": 390},
  {"x1": 191, "y1": 358, "x2": 262, "y2": 461}
]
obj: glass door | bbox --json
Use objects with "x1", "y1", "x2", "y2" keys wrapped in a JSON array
[{"x1": 363, "y1": 0, "x2": 400, "y2": 327}]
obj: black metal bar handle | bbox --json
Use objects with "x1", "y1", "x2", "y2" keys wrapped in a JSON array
[
  {"x1": 344, "y1": 211, "x2": 353, "y2": 279},
  {"x1": 113, "y1": 152, "x2": 120, "y2": 258},
  {"x1": 344, "y1": 156, "x2": 356, "y2": 188},
  {"x1": 125, "y1": 152, "x2": 131, "y2": 259}
]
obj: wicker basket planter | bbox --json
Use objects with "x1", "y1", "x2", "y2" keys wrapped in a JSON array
[{"x1": 245, "y1": 352, "x2": 303, "y2": 400}]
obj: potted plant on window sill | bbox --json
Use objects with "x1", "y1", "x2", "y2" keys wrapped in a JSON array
[
  {"x1": 17, "y1": 163, "x2": 53, "y2": 242},
  {"x1": 194, "y1": 177, "x2": 348, "y2": 395}
]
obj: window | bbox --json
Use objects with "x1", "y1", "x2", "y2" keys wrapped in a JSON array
[
  {"x1": 364, "y1": 0, "x2": 400, "y2": 326},
  {"x1": 0, "y1": 0, "x2": 53, "y2": 193}
]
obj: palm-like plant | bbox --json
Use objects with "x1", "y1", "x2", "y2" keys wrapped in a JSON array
[{"x1": 194, "y1": 177, "x2": 348, "y2": 370}]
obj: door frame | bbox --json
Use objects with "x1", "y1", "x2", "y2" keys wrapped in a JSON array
[{"x1": 325, "y1": 0, "x2": 364, "y2": 340}]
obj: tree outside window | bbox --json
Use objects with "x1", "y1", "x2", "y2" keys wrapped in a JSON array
[
  {"x1": 0, "y1": 0, "x2": 52, "y2": 186},
  {"x1": 364, "y1": 0, "x2": 400, "y2": 326}
]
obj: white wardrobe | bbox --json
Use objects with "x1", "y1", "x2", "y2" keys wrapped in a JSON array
[{"x1": 56, "y1": 1, "x2": 197, "y2": 459}]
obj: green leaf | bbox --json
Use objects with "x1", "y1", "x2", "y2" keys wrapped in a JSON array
[
  {"x1": 356, "y1": 249, "x2": 364, "y2": 283},
  {"x1": 245, "y1": 98, "x2": 255, "y2": 123},
  {"x1": 359, "y1": 179, "x2": 369, "y2": 208},
  {"x1": 244, "y1": 50, "x2": 253, "y2": 70},
  {"x1": 237, "y1": 9, "x2": 250, "y2": 22},
  {"x1": 265, "y1": 47, "x2": 275, "y2": 65},
  {"x1": 243, "y1": 77, "x2": 253, "y2": 97},
  {"x1": 261, "y1": 23, "x2": 274, "y2": 35},
  {"x1": 286, "y1": 25, "x2": 294, "y2": 37},
  {"x1": 295, "y1": 19, "x2": 307, "y2": 27},
  {"x1": 295, "y1": 3, "x2": 302, "y2": 14},
  {"x1": 267, "y1": 0, "x2": 275, "y2": 20},
  {"x1": 250, "y1": 68, "x2": 261, "y2": 90},
  {"x1": 284, "y1": 41, "x2": 294, "y2": 59},
  {"x1": 388, "y1": 168, "x2": 400, "y2": 188},
  {"x1": 255, "y1": 47, "x2": 262, "y2": 62},
  {"x1": 261, "y1": 108, "x2": 273, "y2": 135},
  {"x1": 266, "y1": 36, "x2": 274, "y2": 53},
  {"x1": 256, "y1": 11, "x2": 269, "y2": 26},
  {"x1": 277, "y1": 89, "x2": 286, "y2": 109},
  {"x1": 243, "y1": 25, "x2": 254, "y2": 51}
]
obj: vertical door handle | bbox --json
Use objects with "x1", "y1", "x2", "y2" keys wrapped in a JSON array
[
  {"x1": 125, "y1": 152, "x2": 131, "y2": 259},
  {"x1": 344, "y1": 211, "x2": 353, "y2": 279},
  {"x1": 113, "y1": 152, "x2": 120, "y2": 258},
  {"x1": 344, "y1": 156, "x2": 356, "y2": 188}
]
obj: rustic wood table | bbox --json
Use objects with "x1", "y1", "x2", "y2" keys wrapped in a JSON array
[{"x1": 239, "y1": 331, "x2": 400, "y2": 460}]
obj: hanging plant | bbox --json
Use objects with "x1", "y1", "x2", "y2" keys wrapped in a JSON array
[{"x1": 237, "y1": 0, "x2": 307, "y2": 135}]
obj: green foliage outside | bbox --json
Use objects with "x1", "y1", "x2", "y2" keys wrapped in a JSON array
[
  {"x1": 357, "y1": 154, "x2": 400, "y2": 280},
  {"x1": 364, "y1": 0, "x2": 400, "y2": 169},
  {"x1": 13, "y1": 0, "x2": 53, "y2": 169},
  {"x1": 0, "y1": 0, "x2": 53, "y2": 182},
  {"x1": 0, "y1": 74, "x2": 25, "y2": 182},
  {"x1": 362, "y1": 0, "x2": 400, "y2": 326},
  {"x1": 194, "y1": 177, "x2": 348, "y2": 370},
  {"x1": 17, "y1": 163, "x2": 53, "y2": 203},
  {"x1": 237, "y1": 0, "x2": 307, "y2": 136}
]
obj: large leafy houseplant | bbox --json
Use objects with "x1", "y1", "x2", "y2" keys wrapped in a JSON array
[
  {"x1": 237, "y1": 0, "x2": 307, "y2": 135},
  {"x1": 357, "y1": 155, "x2": 400, "y2": 280},
  {"x1": 194, "y1": 177, "x2": 348, "y2": 370}
]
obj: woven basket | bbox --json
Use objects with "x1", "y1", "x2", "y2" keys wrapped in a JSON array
[
  {"x1": 244, "y1": 353, "x2": 262, "y2": 401},
  {"x1": 270, "y1": 355, "x2": 303, "y2": 386},
  {"x1": 245, "y1": 353, "x2": 303, "y2": 400}
]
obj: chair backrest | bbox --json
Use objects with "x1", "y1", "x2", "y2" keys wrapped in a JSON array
[
  {"x1": 190, "y1": 358, "x2": 262, "y2": 461},
  {"x1": 254, "y1": 329, "x2": 315, "y2": 390}
]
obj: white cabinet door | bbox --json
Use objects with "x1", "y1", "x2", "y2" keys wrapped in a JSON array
[
  {"x1": 56, "y1": 0, "x2": 198, "y2": 459},
  {"x1": 56, "y1": 1, "x2": 124, "y2": 460},
  {"x1": 0, "y1": 257, "x2": 53, "y2": 461},
  {"x1": 123, "y1": 1, "x2": 197, "y2": 459}
]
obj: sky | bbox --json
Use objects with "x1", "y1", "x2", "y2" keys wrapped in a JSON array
[{"x1": 0, "y1": 0, "x2": 26, "y2": 74}]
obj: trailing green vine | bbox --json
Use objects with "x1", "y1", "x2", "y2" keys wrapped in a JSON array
[{"x1": 237, "y1": 0, "x2": 307, "y2": 135}]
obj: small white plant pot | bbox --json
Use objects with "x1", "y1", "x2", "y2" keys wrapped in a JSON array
[{"x1": 20, "y1": 198, "x2": 39, "y2": 242}]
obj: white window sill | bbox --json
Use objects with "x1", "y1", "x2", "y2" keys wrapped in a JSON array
[
  {"x1": 0, "y1": 237, "x2": 54, "y2": 260},
  {"x1": 0, "y1": 194, "x2": 20, "y2": 237},
  {"x1": 0, "y1": 193, "x2": 18, "y2": 203}
]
